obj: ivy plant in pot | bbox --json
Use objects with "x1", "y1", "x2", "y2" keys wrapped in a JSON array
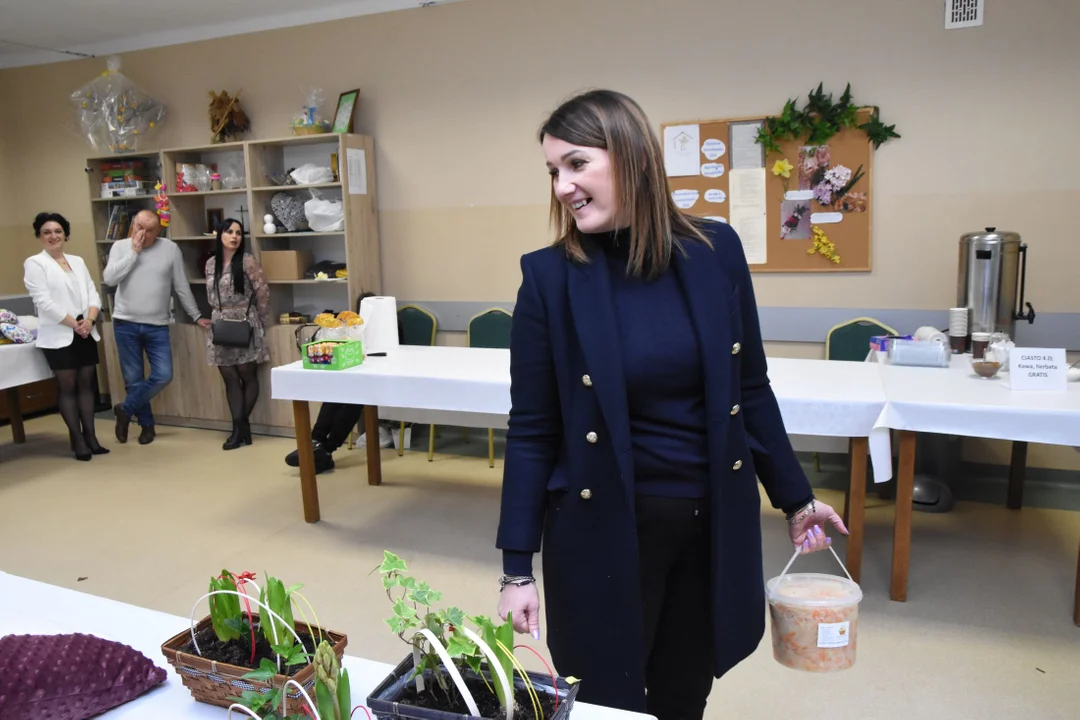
[
  {"x1": 365, "y1": 551, "x2": 580, "y2": 720},
  {"x1": 160, "y1": 569, "x2": 348, "y2": 716}
]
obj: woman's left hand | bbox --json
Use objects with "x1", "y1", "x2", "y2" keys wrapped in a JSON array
[{"x1": 788, "y1": 499, "x2": 848, "y2": 554}]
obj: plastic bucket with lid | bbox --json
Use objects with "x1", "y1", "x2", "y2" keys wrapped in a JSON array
[{"x1": 765, "y1": 547, "x2": 862, "y2": 673}]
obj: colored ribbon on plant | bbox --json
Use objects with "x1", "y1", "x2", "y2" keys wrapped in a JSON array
[
  {"x1": 225, "y1": 570, "x2": 259, "y2": 665},
  {"x1": 458, "y1": 626, "x2": 514, "y2": 720},
  {"x1": 514, "y1": 644, "x2": 560, "y2": 712},
  {"x1": 416, "y1": 628, "x2": 481, "y2": 717},
  {"x1": 497, "y1": 639, "x2": 542, "y2": 720},
  {"x1": 189, "y1": 591, "x2": 304, "y2": 674}
]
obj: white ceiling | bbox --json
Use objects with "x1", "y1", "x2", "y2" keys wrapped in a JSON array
[{"x1": 0, "y1": 0, "x2": 464, "y2": 68}]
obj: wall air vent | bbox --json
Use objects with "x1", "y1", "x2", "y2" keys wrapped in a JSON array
[{"x1": 945, "y1": 0, "x2": 984, "y2": 29}]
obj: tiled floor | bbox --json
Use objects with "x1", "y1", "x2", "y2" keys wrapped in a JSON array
[{"x1": 2, "y1": 414, "x2": 1078, "y2": 718}]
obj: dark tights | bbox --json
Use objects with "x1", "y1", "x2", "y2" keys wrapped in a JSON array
[
  {"x1": 218, "y1": 362, "x2": 259, "y2": 423},
  {"x1": 55, "y1": 366, "x2": 102, "y2": 454}
]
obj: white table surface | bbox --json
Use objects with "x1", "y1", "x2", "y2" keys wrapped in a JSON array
[
  {"x1": 272, "y1": 346, "x2": 893, "y2": 482},
  {"x1": 0, "y1": 570, "x2": 649, "y2": 720},
  {"x1": 875, "y1": 352, "x2": 1080, "y2": 447},
  {"x1": 0, "y1": 341, "x2": 52, "y2": 392}
]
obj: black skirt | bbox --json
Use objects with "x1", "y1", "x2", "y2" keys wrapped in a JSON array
[{"x1": 41, "y1": 333, "x2": 100, "y2": 371}]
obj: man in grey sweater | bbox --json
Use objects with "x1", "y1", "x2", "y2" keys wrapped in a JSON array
[{"x1": 103, "y1": 210, "x2": 210, "y2": 445}]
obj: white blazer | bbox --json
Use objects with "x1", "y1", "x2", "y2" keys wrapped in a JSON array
[{"x1": 23, "y1": 250, "x2": 102, "y2": 349}]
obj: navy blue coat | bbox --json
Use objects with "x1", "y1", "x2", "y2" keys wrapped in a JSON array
[{"x1": 495, "y1": 221, "x2": 812, "y2": 711}]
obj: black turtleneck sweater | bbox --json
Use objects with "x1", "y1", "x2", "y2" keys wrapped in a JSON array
[{"x1": 591, "y1": 228, "x2": 709, "y2": 499}]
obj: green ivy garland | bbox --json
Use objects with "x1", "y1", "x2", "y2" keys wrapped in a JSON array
[{"x1": 755, "y1": 82, "x2": 900, "y2": 154}]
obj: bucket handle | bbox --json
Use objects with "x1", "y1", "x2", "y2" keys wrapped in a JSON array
[{"x1": 777, "y1": 545, "x2": 854, "y2": 584}]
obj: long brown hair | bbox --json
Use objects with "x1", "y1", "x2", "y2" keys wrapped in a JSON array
[{"x1": 538, "y1": 89, "x2": 710, "y2": 279}]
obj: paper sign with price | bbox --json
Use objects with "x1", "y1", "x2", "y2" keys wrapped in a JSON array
[{"x1": 1008, "y1": 348, "x2": 1067, "y2": 391}]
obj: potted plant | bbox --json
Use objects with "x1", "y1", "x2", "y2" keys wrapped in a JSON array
[
  {"x1": 160, "y1": 569, "x2": 348, "y2": 717},
  {"x1": 226, "y1": 637, "x2": 362, "y2": 720},
  {"x1": 365, "y1": 552, "x2": 580, "y2": 719}
]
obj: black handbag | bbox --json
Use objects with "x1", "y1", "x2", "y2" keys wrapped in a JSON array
[{"x1": 210, "y1": 269, "x2": 255, "y2": 348}]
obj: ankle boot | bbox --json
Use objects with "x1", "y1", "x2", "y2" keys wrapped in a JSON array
[
  {"x1": 241, "y1": 418, "x2": 252, "y2": 445},
  {"x1": 223, "y1": 420, "x2": 244, "y2": 451}
]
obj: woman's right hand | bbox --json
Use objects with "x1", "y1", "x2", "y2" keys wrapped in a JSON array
[{"x1": 498, "y1": 583, "x2": 541, "y2": 640}]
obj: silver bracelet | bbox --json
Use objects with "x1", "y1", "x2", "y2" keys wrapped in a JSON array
[
  {"x1": 499, "y1": 575, "x2": 535, "y2": 589},
  {"x1": 786, "y1": 499, "x2": 816, "y2": 526}
]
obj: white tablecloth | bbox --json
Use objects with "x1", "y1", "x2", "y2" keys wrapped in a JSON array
[
  {"x1": 272, "y1": 346, "x2": 893, "y2": 482},
  {"x1": 0, "y1": 341, "x2": 52, "y2": 392},
  {"x1": 0, "y1": 570, "x2": 649, "y2": 720},
  {"x1": 876, "y1": 353, "x2": 1080, "y2": 447}
]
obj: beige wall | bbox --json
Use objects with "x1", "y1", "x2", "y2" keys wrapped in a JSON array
[{"x1": 0, "y1": 0, "x2": 1077, "y2": 468}]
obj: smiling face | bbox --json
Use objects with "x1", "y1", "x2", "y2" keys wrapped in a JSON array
[
  {"x1": 220, "y1": 221, "x2": 243, "y2": 251},
  {"x1": 37, "y1": 221, "x2": 67, "y2": 253},
  {"x1": 543, "y1": 135, "x2": 621, "y2": 234}
]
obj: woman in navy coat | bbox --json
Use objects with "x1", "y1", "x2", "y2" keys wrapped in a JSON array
[{"x1": 495, "y1": 90, "x2": 848, "y2": 719}]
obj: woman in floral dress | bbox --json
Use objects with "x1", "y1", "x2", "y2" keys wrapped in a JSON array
[{"x1": 204, "y1": 218, "x2": 271, "y2": 450}]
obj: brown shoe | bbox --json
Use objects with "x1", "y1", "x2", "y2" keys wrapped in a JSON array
[
  {"x1": 114, "y1": 404, "x2": 130, "y2": 444},
  {"x1": 138, "y1": 425, "x2": 156, "y2": 445}
]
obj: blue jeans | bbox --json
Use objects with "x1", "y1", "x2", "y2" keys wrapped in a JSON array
[{"x1": 114, "y1": 320, "x2": 173, "y2": 427}]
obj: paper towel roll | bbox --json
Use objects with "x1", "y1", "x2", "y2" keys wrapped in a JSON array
[{"x1": 359, "y1": 296, "x2": 400, "y2": 355}]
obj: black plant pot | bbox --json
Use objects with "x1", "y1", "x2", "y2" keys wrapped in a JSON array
[{"x1": 367, "y1": 652, "x2": 579, "y2": 720}]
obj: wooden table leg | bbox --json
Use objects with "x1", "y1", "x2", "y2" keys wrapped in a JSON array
[
  {"x1": 1007, "y1": 441, "x2": 1028, "y2": 510},
  {"x1": 1074, "y1": 536, "x2": 1080, "y2": 627},
  {"x1": 890, "y1": 431, "x2": 917, "y2": 601},
  {"x1": 364, "y1": 405, "x2": 382, "y2": 486},
  {"x1": 7, "y1": 388, "x2": 26, "y2": 444},
  {"x1": 845, "y1": 437, "x2": 868, "y2": 584},
  {"x1": 292, "y1": 401, "x2": 320, "y2": 523}
]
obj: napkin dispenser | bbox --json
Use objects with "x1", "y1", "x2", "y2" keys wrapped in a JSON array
[{"x1": 887, "y1": 339, "x2": 950, "y2": 368}]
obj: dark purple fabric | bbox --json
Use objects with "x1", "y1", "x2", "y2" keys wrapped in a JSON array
[{"x1": 0, "y1": 633, "x2": 167, "y2": 720}]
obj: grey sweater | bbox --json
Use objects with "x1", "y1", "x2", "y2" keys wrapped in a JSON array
[{"x1": 103, "y1": 237, "x2": 202, "y2": 325}]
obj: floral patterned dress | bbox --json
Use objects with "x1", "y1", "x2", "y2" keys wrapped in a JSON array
[{"x1": 204, "y1": 253, "x2": 271, "y2": 366}]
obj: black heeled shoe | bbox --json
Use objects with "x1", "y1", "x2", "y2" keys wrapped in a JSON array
[
  {"x1": 74, "y1": 450, "x2": 92, "y2": 462},
  {"x1": 241, "y1": 419, "x2": 252, "y2": 446},
  {"x1": 223, "y1": 421, "x2": 244, "y2": 451}
]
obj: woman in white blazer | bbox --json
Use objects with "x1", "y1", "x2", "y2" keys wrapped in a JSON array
[{"x1": 23, "y1": 212, "x2": 108, "y2": 460}]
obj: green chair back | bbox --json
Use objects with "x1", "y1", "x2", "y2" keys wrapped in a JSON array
[
  {"x1": 467, "y1": 308, "x2": 512, "y2": 349},
  {"x1": 825, "y1": 317, "x2": 899, "y2": 362},
  {"x1": 398, "y1": 305, "x2": 437, "y2": 347}
]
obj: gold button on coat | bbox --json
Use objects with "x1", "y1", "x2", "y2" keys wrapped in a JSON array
[
  {"x1": 582, "y1": 374, "x2": 593, "y2": 387},
  {"x1": 732, "y1": 342, "x2": 741, "y2": 355},
  {"x1": 580, "y1": 489, "x2": 592, "y2": 500},
  {"x1": 733, "y1": 459, "x2": 743, "y2": 471},
  {"x1": 586, "y1": 431, "x2": 598, "y2": 444},
  {"x1": 730, "y1": 404, "x2": 740, "y2": 415}
]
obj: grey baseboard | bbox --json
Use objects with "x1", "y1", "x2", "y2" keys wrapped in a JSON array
[{"x1": 401, "y1": 300, "x2": 1078, "y2": 349}]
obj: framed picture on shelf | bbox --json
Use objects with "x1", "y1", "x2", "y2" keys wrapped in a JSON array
[
  {"x1": 206, "y1": 208, "x2": 224, "y2": 234},
  {"x1": 332, "y1": 89, "x2": 360, "y2": 133}
]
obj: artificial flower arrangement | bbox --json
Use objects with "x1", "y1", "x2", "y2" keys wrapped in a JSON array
[
  {"x1": 364, "y1": 552, "x2": 580, "y2": 719},
  {"x1": 160, "y1": 570, "x2": 348, "y2": 718},
  {"x1": 809, "y1": 226, "x2": 841, "y2": 264}
]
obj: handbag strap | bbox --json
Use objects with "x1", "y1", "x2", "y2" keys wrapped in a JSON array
[{"x1": 211, "y1": 256, "x2": 255, "y2": 319}]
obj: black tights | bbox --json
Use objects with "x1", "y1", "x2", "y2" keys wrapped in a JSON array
[
  {"x1": 218, "y1": 362, "x2": 259, "y2": 423},
  {"x1": 56, "y1": 366, "x2": 101, "y2": 454}
]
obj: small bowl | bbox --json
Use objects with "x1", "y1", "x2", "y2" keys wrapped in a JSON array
[{"x1": 971, "y1": 359, "x2": 1002, "y2": 379}]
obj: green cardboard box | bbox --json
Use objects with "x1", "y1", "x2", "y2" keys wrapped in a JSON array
[{"x1": 302, "y1": 339, "x2": 364, "y2": 371}]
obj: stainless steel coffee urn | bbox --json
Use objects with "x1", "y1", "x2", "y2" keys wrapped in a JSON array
[{"x1": 956, "y1": 227, "x2": 1036, "y2": 338}]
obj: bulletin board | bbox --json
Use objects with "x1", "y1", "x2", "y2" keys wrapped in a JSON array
[{"x1": 660, "y1": 109, "x2": 874, "y2": 273}]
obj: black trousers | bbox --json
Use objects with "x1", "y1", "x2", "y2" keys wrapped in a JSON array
[
  {"x1": 312, "y1": 402, "x2": 363, "y2": 453},
  {"x1": 636, "y1": 495, "x2": 715, "y2": 720}
]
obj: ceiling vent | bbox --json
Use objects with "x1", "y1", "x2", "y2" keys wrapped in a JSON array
[{"x1": 945, "y1": 0, "x2": 984, "y2": 29}]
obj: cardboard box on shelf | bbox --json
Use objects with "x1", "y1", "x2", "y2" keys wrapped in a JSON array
[{"x1": 260, "y1": 250, "x2": 313, "y2": 281}]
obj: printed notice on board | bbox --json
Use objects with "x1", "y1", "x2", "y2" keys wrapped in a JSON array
[
  {"x1": 346, "y1": 148, "x2": 367, "y2": 195},
  {"x1": 728, "y1": 168, "x2": 767, "y2": 265},
  {"x1": 729, "y1": 121, "x2": 765, "y2": 170},
  {"x1": 663, "y1": 124, "x2": 701, "y2": 177}
]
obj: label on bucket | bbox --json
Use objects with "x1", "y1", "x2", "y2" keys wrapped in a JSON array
[{"x1": 817, "y1": 621, "x2": 851, "y2": 648}]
